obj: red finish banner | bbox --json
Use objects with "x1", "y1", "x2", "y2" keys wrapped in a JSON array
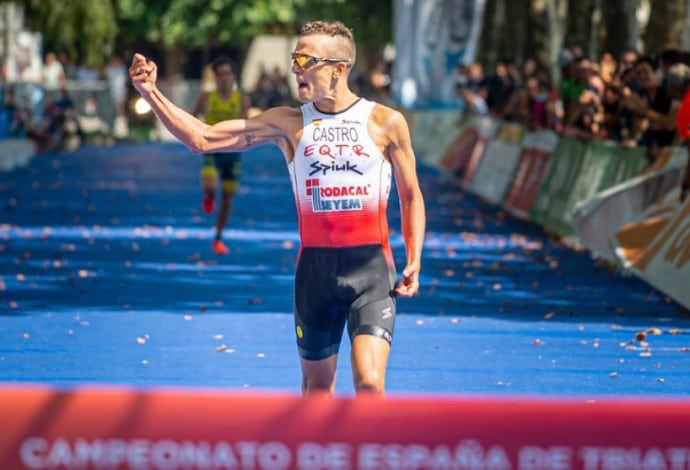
[{"x1": 2, "y1": 385, "x2": 690, "y2": 470}]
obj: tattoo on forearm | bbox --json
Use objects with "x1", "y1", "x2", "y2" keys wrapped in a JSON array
[{"x1": 244, "y1": 133, "x2": 256, "y2": 147}]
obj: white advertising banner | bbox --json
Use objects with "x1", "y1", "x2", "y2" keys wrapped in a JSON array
[
  {"x1": 614, "y1": 190, "x2": 690, "y2": 309},
  {"x1": 572, "y1": 148, "x2": 687, "y2": 262},
  {"x1": 409, "y1": 109, "x2": 464, "y2": 166},
  {"x1": 469, "y1": 123, "x2": 525, "y2": 204}
]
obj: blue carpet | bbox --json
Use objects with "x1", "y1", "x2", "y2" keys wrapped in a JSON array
[{"x1": 1, "y1": 142, "x2": 688, "y2": 397}]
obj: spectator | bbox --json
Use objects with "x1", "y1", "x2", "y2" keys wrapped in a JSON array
[
  {"x1": 369, "y1": 61, "x2": 392, "y2": 103},
  {"x1": 57, "y1": 52, "x2": 77, "y2": 80},
  {"x1": 656, "y1": 49, "x2": 684, "y2": 78},
  {"x1": 105, "y1": 56, "x2": 128, "y2": 115},
  {"x1": 618, "y1": 49, "x2": 639, "y2": 75},
  {"x1": 521, "y1": 57, "x2": 538, "y2": 81},
  {"x1": 271, "y1": 65, "x2": 291, "y2": 104},
  {"x1": 105, "y1": 55, "x2": 129, "y2": 138},
  {"x1": 562, "y1": 85, "x2": 604, "y2": 141},
  {"x1": 598, "y1": 52, "x2": 617, "y2": 83},
  {"x1": 483, "y1": 60, "x2": 517, "y2": 118},
  {"x1": 525, "y1": 76, "x2": 557, "y2": 131},
  {"x1": 251, "y1": 67, "x2": 287, "y2": 110},
  {"x1": 502, "y1": 79, "x2": 531, "y2": 125},
  {"x1": 17, "y1": 58, "x2": 40, "y2": 83},
  {"x1": 455, "y1": 75, "x2": 488, "y2": 115},
  {"x1": 41, "y1": 51, "x2": 66, "y2": 95},
  {"x1": 616, "y1": 49, "x2": 641, "y2": 94},
  {"x1": 560, "y1": 57, "x2": 591, "y2": 121},
  {"x1": 600, "y1": 81, "x2": 637, "y2": 147},
  {"x1": 26, "y1": 89, "x2": 76, "y2": 152},
  {"x1": 622, "y1": 57, "x2": 680, "y2": 163},
  {"x1": 76, "y1": 61, "x2": 99, "y2": 82}
]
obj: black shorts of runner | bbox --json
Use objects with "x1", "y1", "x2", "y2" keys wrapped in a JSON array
[
  {"x1": 204, "y1": 153, "x2": 241, "y2": 191},
  {"x1": 294, "y1": 244, "x2": 397, "y2": 361}
]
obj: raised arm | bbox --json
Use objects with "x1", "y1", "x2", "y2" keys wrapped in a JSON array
[
  {"x1": 382, "y1": 108, "x2": 426, "y2": 297},
  {"x1": 130, "y1": 53, "x2": 285, "y2": 153}
]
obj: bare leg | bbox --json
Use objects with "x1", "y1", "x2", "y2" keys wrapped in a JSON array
[
  {"x1": 300, "y1": 355, "x2": 338, "y2": 397},
  {"x1": 215, "y1": 190, "x2": 234, "y2": 238},
  {"x1": 200, "y1": 164, "x2": 218, "y2": 194},
  {"x1": 350, "y1": 334, "x2": 390, "y2": 397},
  {"x1": 200, "y1": 162, "x2": 218, "y2": 215}
]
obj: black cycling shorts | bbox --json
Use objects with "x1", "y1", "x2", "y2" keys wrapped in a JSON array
[
  {"x1": 203, "y1": 153, "x2": 241, "y2": 186},
  {"x1": 294, "y1": 244, "x2": 397, "y2": 361}
]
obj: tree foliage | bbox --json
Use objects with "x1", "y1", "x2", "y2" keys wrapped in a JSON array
[
  {"x1": 18, "y1": 0, "x2": 392, "y2": 74},
  {"x1": 23, "y1": 0, "x2": 117, "y2": 67},
  {"x1": 294, "y1": 0, "x2": 392, "y2": 49},
  {"x1": 478, "y1": 0, "x2": 688, "y2": 71},
  {"x1": 25, "y1": 0, "x2": 690, "y2": 80},
  {"x1": 115, "y1": 0, "x2": 300, "y2": 50}
]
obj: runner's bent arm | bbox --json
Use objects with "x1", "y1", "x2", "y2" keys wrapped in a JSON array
[
  {"x1": 190, "y1": 92, "x2": 208, "y2": 119},
  {"x1": 384, "y1": 109, "x2": 426, "y2": 297}
]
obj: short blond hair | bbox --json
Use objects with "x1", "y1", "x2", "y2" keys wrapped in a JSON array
[{"x1": 300, "y1": 21, "x2": 356, "y2": 66}]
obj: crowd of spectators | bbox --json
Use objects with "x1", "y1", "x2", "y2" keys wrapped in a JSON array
[
  {"x1": 3, "y1": 52, "x2": 303, "y2": 152},
  {"x1": 0, "y1": 50, "x2": 131, "y2": 153},
  {"x1": 250, "y1": 64, "x2": 293, "y2": 109},
  {"x1": 453, "y1": 47, "x2": 690, "y2": 164},
  {"x1": 9, "y1": 43, "x2": 690, "y2": 169}
]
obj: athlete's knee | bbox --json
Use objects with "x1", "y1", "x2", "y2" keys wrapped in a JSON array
[
  {"x1": 354, "y1": 370, "x2": 385, "y2": 396},
  {"x1": 302, "y1": 374, "x2": 336, "y2": 397},
  {"x1": 300, "y1": 354, "x2": 337, "y2": 396},
  {"x1": 351, "y1": 334, "x2": 389, "y2": 396},
  {"x1": 200, "y1": 166, "x2": 219, "y2": 191}
]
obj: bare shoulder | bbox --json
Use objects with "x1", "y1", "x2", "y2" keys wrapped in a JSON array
[
  {"x1": 368, "y1": 102, "x2": 413, "y2": 154},
  {"x1": 370, "y1": 102, "x2": 408, "y2": 129},
  {"x1": 370, "y1": 102, "x2": 413, "y2": 144}
]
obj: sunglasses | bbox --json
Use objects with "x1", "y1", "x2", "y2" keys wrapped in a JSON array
[{"x1": 291, "y1": 53, "x2": 348, "y2": 70}]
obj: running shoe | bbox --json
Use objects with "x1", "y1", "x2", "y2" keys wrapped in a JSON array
[
  {"x1": 212, "y1": 239, "x2": 229, "y2": 256},
  {"x1": 202, "y1": 193, "x2": 215, "y2": 214}
]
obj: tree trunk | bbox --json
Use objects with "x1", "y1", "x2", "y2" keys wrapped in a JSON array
[
  {"x1": 588, "y1": 0, "x2": 602, "y2": 59},
  {"x1": 601, "y1": 0, "x2": 637, "y2": 57},
  {"x1": 645, "y1": 0, "x2": 687, "y2": 52},
  {"x1": 526, "y1": 0, "x2": 548, "y2": 65},
  {"x1": 504, "y1": 0, "x2": 531, "y2": 64},
  {"x1": 627, "y1": 0, "x2": 641, "y2": 52},
  {"x1": 545, "y1": 0, "x2": 567, "y2": 84},
  {"x1": 477, "y1": 0, "x2": 504, "y2": 67},
  {"x1": 564, "y1": 0, "x2": 594, "y2": 53},
  {"x1": 684, "y1": 0, "x2": 690, "y2": 49}
]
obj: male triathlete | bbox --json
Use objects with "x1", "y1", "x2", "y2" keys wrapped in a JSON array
[
  {"x1": 130, "y1": 21, "x2": 426, "y2": 396},
  {"x1": 191, "y1": 56, "x2": 250, "y2": 255}
]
